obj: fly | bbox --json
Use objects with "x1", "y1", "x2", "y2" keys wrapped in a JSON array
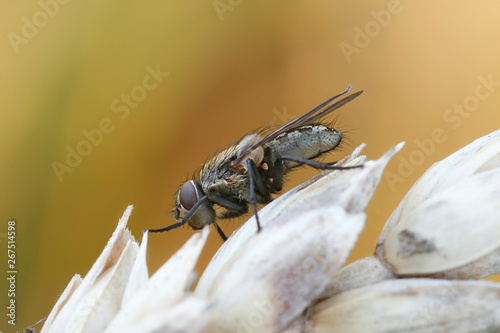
[{"x1": 146, "y1": 84, "x2": 363, "y2": 241}]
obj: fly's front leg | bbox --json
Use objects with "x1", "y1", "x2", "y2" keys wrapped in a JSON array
[
  {"x1": 213, "y1": 221, "x2": 228, "y2": 242},
  {"x1": 280, "y1": 155, "x2": 363, "y2": 170},
  {"x1": 219, "y1": 208, "x2": 248, "y2": 219},
  {"x1": 145, "y1": 195, "x2": 210, "y2": 233},
  {"x1": 207, "y1": 194, "x2": 247, "y2": 213},
  {"x1": 207, "y1": 194, "x2": 249, "y2": 241}
]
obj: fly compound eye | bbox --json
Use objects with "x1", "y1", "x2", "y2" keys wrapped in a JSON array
[{"x1": 179, "y1": 181, "x2": 198, "y2": 211}]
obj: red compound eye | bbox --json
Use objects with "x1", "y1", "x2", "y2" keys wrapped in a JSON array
[{"x1": 179, "y1": 181, "x2": 198, "y2": 210}]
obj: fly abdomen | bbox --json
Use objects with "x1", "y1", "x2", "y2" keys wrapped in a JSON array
[{"x1": 265, "y1": 125, "x2": 342, "y2": 171}]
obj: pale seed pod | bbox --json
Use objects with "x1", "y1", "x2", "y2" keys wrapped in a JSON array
[
  {"x1": 312, "y1": 279, "x2": 500, "y2": 333},
  {"x1": 42, "y1": 206, "x2": 139, "y2": 333},
  {"x1": 320, "y1": 255, "x2": 395, "y2": 298},
  {"x1": 376, "y1": 129, "x2": 500, "y2": 279},
  {"x1": 105, "y1": 227, "x2": 210, "y2": 333}
]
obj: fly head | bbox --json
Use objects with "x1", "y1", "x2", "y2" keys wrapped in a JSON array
[{"x1": 174, "y1": 180, "x2": 216, "y2": 229}]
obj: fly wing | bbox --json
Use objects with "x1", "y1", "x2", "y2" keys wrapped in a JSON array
[
  {"x1": 231, "y1": 84, "x2": 363, "y2": 168},
  {"x1": 302, "y1": 89, "x2": 363, "y2": 125}
]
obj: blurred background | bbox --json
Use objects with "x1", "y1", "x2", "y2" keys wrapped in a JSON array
[{"x1": 2, "y1": 1, "x2": 500, "y2": 330}]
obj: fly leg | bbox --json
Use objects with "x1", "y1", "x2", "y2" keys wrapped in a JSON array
[
  {"x1": 208, "y1": 194, "x2": 249, "y2": 241},
  {"x1": 213, "y1": 195, "x2": 249, "y2": 220},
  {"x1": 146, "y1": 194, "x2": 246, "y2": 241},
  {"x1": 207, "y1": 194, "x2": 248, "y2": 213},
  {"x1": 246, "y1": 159, "x2": 271, "y2": 232},
  {"x1": 212, "y1": 221, "x2": 228, "y2": 242},
  {"x1": 280, "y1": 155, "x2": 363, "y2": 170},
  {"x1": 145, "y1": 195, "x2": 210, "y2": 233}
]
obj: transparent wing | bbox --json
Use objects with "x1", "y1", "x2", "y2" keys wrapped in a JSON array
[{"x1": 231, "y1": 84, "x2": 363, "y2": 167}]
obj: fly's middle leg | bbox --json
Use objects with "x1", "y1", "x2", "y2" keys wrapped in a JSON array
[
  {"x1": 246, "y1": 159, "x2": 272, "y2": 232},
  {"x1": 212, "y1": 220, "x2": 228, "y2": 241}
]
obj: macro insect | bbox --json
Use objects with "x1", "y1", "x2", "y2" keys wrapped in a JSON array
[{"x1": 147, "y1": 84, "x2": 363, "y2": 241}]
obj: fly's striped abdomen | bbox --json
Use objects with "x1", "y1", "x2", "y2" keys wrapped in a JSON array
[{"x1": 264, "y1": 125, "x2": 342, "y2": 171}]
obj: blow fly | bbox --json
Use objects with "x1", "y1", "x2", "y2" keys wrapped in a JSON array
[{"x1": 147, "y1": 84, "x2": 363, "y2": 241}]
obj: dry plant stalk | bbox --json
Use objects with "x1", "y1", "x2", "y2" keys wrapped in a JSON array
[{"x1": 40, "y1": 130, "x2": 500, "y2": 333}]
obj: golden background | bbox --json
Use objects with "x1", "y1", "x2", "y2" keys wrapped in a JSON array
[{"x1": 2, "y1": 1, "x2": 500, "y2": 330}]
